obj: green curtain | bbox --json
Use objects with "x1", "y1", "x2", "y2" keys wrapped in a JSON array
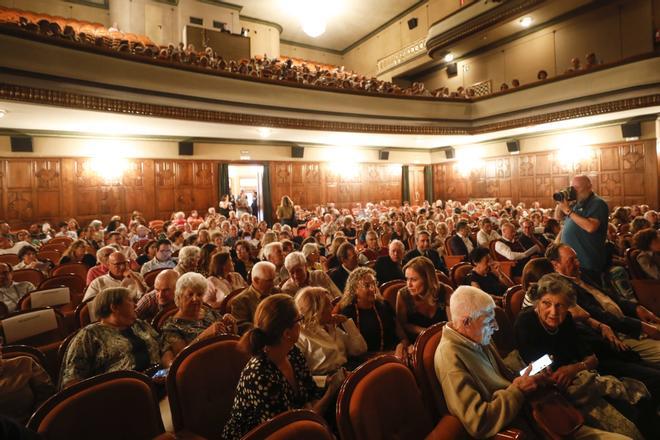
[
  {"x1": 261, "y1": 162, "x2": 273, "y2": 225},
  {"x1": 424, "y1": 165, "x2": 434, "y2": 203},
  {"x1": 401, "y1": 165, "x2": 410, "y2": 204},
  {"x1": 219, "y1": 163, "x2": 230, "y2": 198}
]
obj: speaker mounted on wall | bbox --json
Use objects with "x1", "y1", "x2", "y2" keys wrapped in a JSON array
[
  {"x1": 444, "y1": 147, "x2": 455, "y2": 160},
  {"x1": 10, "y1": 136, "x2": 33, "y2": 152},
  {"x1": 178, "y1": 141, "x2": 194, "y2": 156},
  {"x1": 621, "y1": 121, "x2": 641, "y2": 140},
  {"x1": 506, "y1": 140, "x2": 520, "y2": 154},
  {"x1": 446, "y1": 63, "x2": 458, "y2": 77},
  {"x1": 291, "y1": 145, "x2": 304, "y2": 158},
  {"x1": 407, "y1": 18, "x2": 418, "y2": 30},
  {"x1": 378, "y1": 150, "x2": 389, "y2": 160}
]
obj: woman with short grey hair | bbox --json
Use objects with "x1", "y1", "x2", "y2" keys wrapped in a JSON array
[
  {"x1": 60, "y1": 287, "x2": 162, "y2": 389},
  {"x1": 161, "y1": 272, "x2": 237, "y2": 364},
  {"x1": 174, "y1": 245, "x2": 200, "y2": 275}
]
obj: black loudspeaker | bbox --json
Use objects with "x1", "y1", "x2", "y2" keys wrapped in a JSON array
[
  {"x1": 446, "y1": 63, "x2": 458, "y2": 77},
  {"x1": 407, "y1": 18, "x2": 418, "y2": 30},
  {"x1": 621, "y1": 121, "x2": 641, "y2": 139},
  {"x1": 445, "y1": 147, "x2": 455, "y2": 159},
  {"x1": 291, "y1": 145, "x2": 304, "y2": 158},
  {"x1": 179, "y1": 141, "x2": 193, "y2": 156},
  {"x1": 506, "y1": 140, "x2": 520, "y2": 153},
  {"x1": 10, "y1": 136, "x2": 33, "y2": 152},
  {"x1": 378, "y1": 150, "x2": 389, "y2": 160}
]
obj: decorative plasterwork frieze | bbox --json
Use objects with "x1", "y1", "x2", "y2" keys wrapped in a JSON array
[
  {"x1": 0, "y1": 83, "x2": 657, "y2": 136},
  {"x1": 377, "y1": 38, "x2": 427, "y2": 75}
]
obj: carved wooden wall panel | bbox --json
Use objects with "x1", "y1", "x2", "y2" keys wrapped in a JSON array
[{"x1": 433, "y1": 140, "x2": 658, "y2": 209}]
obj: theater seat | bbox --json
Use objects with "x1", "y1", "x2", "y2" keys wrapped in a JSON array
[
  {"x1": 27, "y1": 370, "x2": 166, "y2": 440},
  {"x1": 11, "y1": 268, "x2": 45, "y2": 287},
  {"x1": 167, "y1": 334, "x2": 250, "y2": 439},
  {"x1": 413, "y1": 323, "x2": 525, "y2": 440},
  {"x1": 242, "y1": 409, "x2": 333, "y2": 440},
  {"x1": 337, "y1": 354, "x2": 445, "y2": 440},
  {"x1": 144, "y1": 268, "x2": 167, "y2": 289},
  {"x1": 380, "y1": 280, "x2": 405, "y2": 310},
  {"x1": 503, "y1": 285, "x2": 524, "y2": 323}
]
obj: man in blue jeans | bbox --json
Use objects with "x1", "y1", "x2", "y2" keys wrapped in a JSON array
[{"x1": 558, "y1": 175, "x2": 609, "y2": 286}]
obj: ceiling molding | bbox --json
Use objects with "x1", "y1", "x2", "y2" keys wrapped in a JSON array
[
  {"x1": 1, "y1": 82, "x2": 657, "y2": 137},
  {"x1": 197, "y1": 0, "x2": 242, "y2": 12}
]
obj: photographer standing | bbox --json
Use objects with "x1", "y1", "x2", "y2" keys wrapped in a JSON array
[{"x1": 557, "y1": 175, "x2": 609, "y2": 284}]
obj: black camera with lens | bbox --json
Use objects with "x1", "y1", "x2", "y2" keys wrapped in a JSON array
[{"x1": 553, "y1": 186, "x2": 577, "y2": 202}]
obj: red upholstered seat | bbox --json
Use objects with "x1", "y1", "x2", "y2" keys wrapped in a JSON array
[
  {"x1": 337, "y1": 354, "x2": 441, "y2": 440},
  {"x1": 503, "y1": 285, "x2": 524, "y2": 323},
  {"x1": 380, "y1": 280, "x2": 405, "y2": 310},
  {"x1": 51, "y1": 263, "x2": 88, "y2": 284},
  {"x1": 39, "y1": 275, "x2": 86, "y2": 306},
  {"x1": 143, "y1": 268, "x2": 167, "y2": 289},
  {"x1": 450, "y1": 262, "x2": 473, "y2": 287},
  {"x1": 151, "y1": 305, "x2": 178, "y2": 332},
  {"x1": 27, "y1": 370, "x2": 165, "y2": 440},
  {"x1": 167, "y1": 334, "x2": 250, "y2": 439},
  {"x1": 0, "y1": 253, "x2": 19, "y2": 266},
  {"x1": 11, "y1": 268, "x2": 45, "y2": 286},
  {"x1": 242, "y1": 409, "x2": 333, "y2": 440}
]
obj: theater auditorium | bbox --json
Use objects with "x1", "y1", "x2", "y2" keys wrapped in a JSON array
[{"x1": 0, "y1": 0, "x2": 659, "y2": 438}]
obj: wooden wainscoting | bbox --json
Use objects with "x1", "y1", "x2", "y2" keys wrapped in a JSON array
[{"x1": 433, "y1": 140, "x2": 658, "y2": 208}]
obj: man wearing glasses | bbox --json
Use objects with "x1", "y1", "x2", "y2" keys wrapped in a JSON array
[
  {"x1": 140, "y1": 239, "x2": 176, "y2": 275},
  {"x1": 84, "y1": 252, "x2": 146, "y2": 302}
]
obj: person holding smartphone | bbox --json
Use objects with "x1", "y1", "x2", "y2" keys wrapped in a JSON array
[{"x1": 515, "y1": 274, "x2": 653, "y2": 439}]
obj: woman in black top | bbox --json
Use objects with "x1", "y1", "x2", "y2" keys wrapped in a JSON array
[
  {"x1": 222, "y1": 294, "x2": 343, "y2": 440},
  {"x1": 58, "y1": 239, "x2": 97, "y2": 268},
  {"x1": 464, "y1": 247, "x2": 511, "y2": 297},
  {"x1": 339, "y1": 267, "x2": 407, "y2": 352},
  {"x1": 396, "y1": 256, "x2": 447, "y2": 341}
]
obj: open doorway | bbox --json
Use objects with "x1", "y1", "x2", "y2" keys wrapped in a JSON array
[{"x1": 228, "y1": 164, "x2": 264, "y2": 220}]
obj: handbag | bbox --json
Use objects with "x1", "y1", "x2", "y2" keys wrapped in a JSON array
[{"x1": 528, "y1": 387, "x2": 584, "y2": 440}]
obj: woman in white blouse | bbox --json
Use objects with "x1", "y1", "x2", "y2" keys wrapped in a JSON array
[
  {"x1": 294, "y1": 287, "x2": 367, "y2": 375},
  {"x1": 204, "y1": 251, "x2": 247, "y2": 308}
]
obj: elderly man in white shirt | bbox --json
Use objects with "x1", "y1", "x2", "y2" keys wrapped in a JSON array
[
  {"x1": 494, "y1": 223, "x2": 539, "y2": 277},
  {"x1": 140, "y1": 239, "x2": 176, "y2": 275},
  {"x1": 281, "y1": 251, "x2": 341, "y2": 298},
  {"x1": 476, "y1": 217, "x2": 501, "y2": 248},
  {"x1": 83, "y1": 252, "x2": 146, "y2": 302},
  {"x1": 0, "y1": 263, "x2": 36, "y2": 313}
]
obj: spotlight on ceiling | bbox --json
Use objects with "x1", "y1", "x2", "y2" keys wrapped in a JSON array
[
  {"x1": 444, "y1": 53, "x2": 454, "y2": 63},
  {"x1": 519, "y1": 16, "x2": 533, "y2": 27},
  {"x1": 303, "y1": 16, "x2": 326, "y2": 38}
]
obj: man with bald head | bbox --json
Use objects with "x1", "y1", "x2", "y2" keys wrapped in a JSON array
[
  {"x1": 135, "y1": 269, "x2": 178, "y2": 322},
  {"x1": 557, "y1": 175, "x2": 609, "y2": 283},
  {"x1": 83, "y1": 251, "x2": 146, "y2": 302}
]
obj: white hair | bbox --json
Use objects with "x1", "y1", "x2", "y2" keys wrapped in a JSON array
[
  {"x1": 262, "y1": 242, "x2": 283, "y2": 261},
  {"x1": 252, "y1": 261, "x2": 276, "y2": 281},
  {"x1": 389, "y1": 239, "x2": 405, "y2": 251},
  {"x1": 174, "y1": 272, "x2": 208, "y2": 307},
  {"x1": 178, "y1": 245, "x2": 200, "y2": 266},
  {"x1": 302, "y1": 243, "x2": 319, "y2": 258},
  {"x1": 449, "y1": 285, "x2": 495, "y2": 325},
  {"x1": 96, "y1": 245, "x2": 116, "y2": 261},
  {"x1": 284, "y1": 251, "x2": 307, "y2": 271}
]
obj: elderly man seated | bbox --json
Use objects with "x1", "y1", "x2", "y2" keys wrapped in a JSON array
[
  {"x1": 374, "y1": 240, "x2": 405, "y2": 285},
  {"x1": 494, "y1": 223, "x2": 539, "y2": 277},
  {"x1": 86, "y1": 246, "x2": 116, "y2": 285},
  {"x1": 135, "y1": 269, "x2": 178, "y2": 322},
  {"x1": 0, "y1": 263, "x2": 36, "y2": 313},
  {"x1": 262, "y1": 241, "x2": 289, "y2": 286},
  {"x1": 83, "y1": 252, "x2": 146, "y2": 302},
  {"x1": 280, "y1": 251, "x2": 341, "y2": 298},
  {"x1": 229, "y1": 261, "x2": 277, "y2": 334},
  {"x1": 435, "y1": 285, "x2": 629, "y2": 440}
]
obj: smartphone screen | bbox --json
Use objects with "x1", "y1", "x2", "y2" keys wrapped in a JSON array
[{"x1": 519, "y1": 354, "x2": 552, "y2": 376}]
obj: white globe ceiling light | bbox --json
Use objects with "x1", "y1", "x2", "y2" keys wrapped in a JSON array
[{"x1": 303, "y1": 15, "x2": 326, "y2": 38}]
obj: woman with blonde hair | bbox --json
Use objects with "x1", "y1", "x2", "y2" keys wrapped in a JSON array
[
  {"x1": 276, "y1": 195, "x2": 296, "y2": 227},
  {"x1": 59, "y1": 239, "x2": 97, "y2": 268},
  {"x1": 294, "y1": 287, "x2": 366, "y2": 374},
  {"x1": 257, "y1": 231, "x2": 277, "y2": 260},
  {"x1": 396, "y1": 256, "x2": 447, "y2": 341}
]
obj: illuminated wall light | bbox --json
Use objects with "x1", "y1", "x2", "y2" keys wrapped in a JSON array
[
  {"x1": 519, "y1": 16, "x2": 533, "y2": 27},
  {"x1": 444, "y1": 53, "x2": 454, "y2": 63},
  {"x1": 0, "y1": 109, "x2": 7, "y2": 119},
  {"x1": 329, "y1": 161, "x2": 359, "y2": 179},
  {"x1": 557, "y1": 145, "x2": 593, "y2": 169},
  {"x1": 454, "y1": 148, "x2": 484, "y2": 177},
  {"x1": 90, "y1": 155, "x2": 128, "y2": 182},
  {"x1": 258, "y1": 127, "x2": 272, "y2": 138}
]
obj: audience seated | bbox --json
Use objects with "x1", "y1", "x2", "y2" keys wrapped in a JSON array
[
  {"x1": 13, "y1": 246, "x2": 49, "y2": 275},
  {"x1": 134, "y1": 269, "x2": 178, "y2": 322},
  {"x1": 205, "y1": 251, "x2": 247, "y2": 307},
  {"x1": 230, "y1": 261, "x2": 277, "y2": 334},
  {"x1": 494, "y1": 223, "x2": 539, "y2": 277},
  {"x1": 476, "y1": 217, "x2": 501, "y2": 248},
  {"x1": 83, "y1": 252, "x2": 146, "y2": 302},
  {"x1": 139, "y1": 239, "x2": 176, "y2": 275},
  {"x1": 0, "y1": 262, "x2": 36, "y2": 313},
  {"x1": 262, "y1": 242, "x2": 289, "y2": 286},
  {"x1": 465, "y1": 247, "x2": 510, "y2": 297},
  {"x1": 85, "y1": 246, "x2": 115, "y2": 285},
  {"x1": 281, "y1": 252, "x2": 341, "y2": 298},
  {"x1": 58, "y1": 239, "x2": 97, "y2": 268},
  {"x1": 339, "y1": 267, "x2": 408, "y2": 352},
  {"x1": 633, "y1": 228, "x2": 660, "y2": 279},
  {"x1": 328, "y1": 242, "x2": 359, "y2": 292},
  {"x1": 402, "y1": 231, "x2": 448, "y2": 274},
  {"x1": 397, "y1": 256, "x2": 448, "y2": 341},
  {"x1": 222, "y1": 294, "x2": 342, "y2": 439},
  {"x1": 374, "y1": 240, "x2": 405, "y2": 285},
  {"x1": 448, "y1": 220, "x2": 476, "y2": 260},
  {"x1": 233, "y1": 239, "x2": 258, "y2": 280},
  {"x1": 160, "y1": 272, "x2": 236, "y2": 363},
  {"x1": 294, "y1": 286, "x2": 366, "y2": 374},
  {"x1": 59, "y1": 287, "x2": 162, "y2": 389}
]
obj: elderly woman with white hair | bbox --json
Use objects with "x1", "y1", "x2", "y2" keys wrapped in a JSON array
[
  {"x1": 280, "y1": 251, "x2": 341, "y2": 298},
  {"x1": 160, "y1": 272, "x2": 237, "y2": 364},
  {"x1": 173, "y1": 245, "x2": 201, "y2": 276},
  {"x1": 302, "y1": 242, "x2": 323, "y2": 271},
  {"x1": 294, "y1": 286, "x2": 367, "y2": 375},
  {"x1": 435, "y1": 285, "x2": 630, "y2": 440}
]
